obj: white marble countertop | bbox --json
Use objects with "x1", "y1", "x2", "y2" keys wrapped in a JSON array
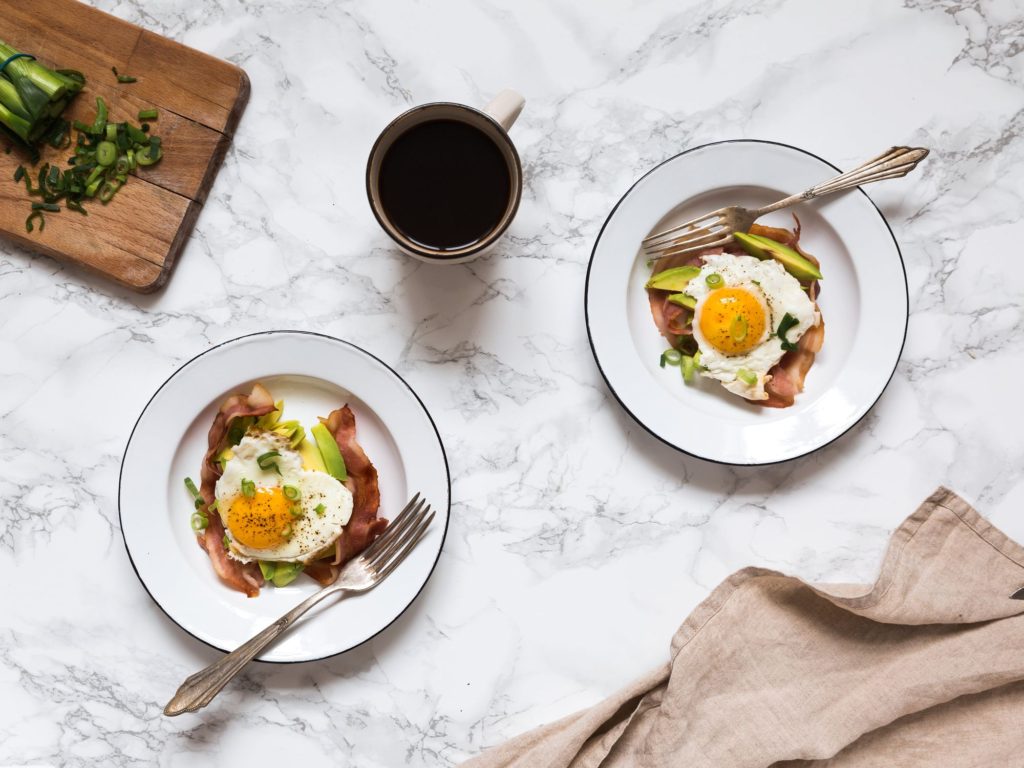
[{"x1": 3, "y1": 0, "x2": 1024, "y2": 764}]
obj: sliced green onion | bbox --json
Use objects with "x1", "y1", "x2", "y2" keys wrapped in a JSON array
[
  {"x1": 289, "y1": 505, "x2": 304, "y2": 519},
  {"x1": 89, "y1": 96, "x2": 108, "y2": 134},
  {"x1": 777, "y1": 312, "x2": 800, "y2": 351},
  {"x1": 12, "y1": 90, "x2": 166, "y2": 233},
  {"x1": 241, "y1": 478, "x2": 256, "y2": 498},
  {"x1": 660, "y1": 349, "x2": 682, "y2": 367},
  {"x1": 137, "y1": 108, "x2": 158, "y2": 121},
  {"x1": 730, "y1": 314, "x2": 748, "y2": 342},
  {"x1": 281, "y1": 524, "x2": 292, "y2": 539},
  {"x1": 681, "y1": 354, "x2": 696, "y2": 383},
  {"x1": 135, "y1": 143, "x2": 161, "y2": 166},
  {"x1": 737, "y1": 368, "x2": 757, "y2": 386},
  {"x1": 208, "y1": 500, "x2": 219, "y2": 513},
  {"x1": 190, "y1": 512, "x2": 208, "y2": 532},
  {"x1": 282, "y1": 484, "x2": 300, "y2": 501},
  {"x1": 97, "y1": 179, "x2": 120, "y2": 203},
  {"x1": 223, "y1": 534, "x2": 231, "y2": 550},
  {"x1": 112, "y1": 67, "x2": 138, "y2": 84},
  {"x1": 705, "y1": 272, "x2": 723, "y2": 288},
  {"x1": 96, "y1": 140, "x2": 116, "y2": 166},
  {"x1": 256, "y1": 450, "x2": 281, "y2": 474},
  {"x1": 314, "y1": 503, "x2": 326, "y2": 517}
]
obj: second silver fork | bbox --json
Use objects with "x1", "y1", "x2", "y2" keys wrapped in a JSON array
[
  {"x1": 164, "y1": 493, "x2": 435, "y2": 716},
  {"x1": 642, "y1": 145, "x2": 929, "y2": 260}
]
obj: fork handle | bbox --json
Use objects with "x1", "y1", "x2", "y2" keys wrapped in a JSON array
[
  {"x1": 754, "y1": 146, "x2": 929, "y2": 217},
  {"x1": 163, "y1": 583, "x2": 348, "y2": 716}
]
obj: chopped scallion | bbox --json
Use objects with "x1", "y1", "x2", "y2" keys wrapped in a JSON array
[
  {"x1": 314, "y1": 503, "x2": 326, "y2": 517},
  {"x1": 241, "y1": 478, "x2": 256, "y2": 498},
  {"x1": 730, "y1": 314, "x2": 748, "y2": 342},
  {"x1": 737, "y1": 369, "x2": 757, "y2": 386},
  {"x1": 112, "y1": 67, "x2": 137, "y2": 84},
  {"x1": 660, "y1": 349, "x2": 682, "y2": 367},
  {"x1": 190, "y1": 512, "x2": 208, "y2": 532},
  {"x1": 282, "y1": 484, "x2": 300, "y2": 501},
  {"x1": 705, "y1": 273, "x2": 723, "y2": 288},
  {"x1": 257, "y1": 450, "x2": 281, "y2": 474},
  {"x1": 681, "y1": 354, "x2": 696, "y2": 383},
  {"x1": 137, "y1": 108, "x2": 158, "y2": 121},
  {"x1": 777, "y1": 313, "x2": 800, "y2": 351}
]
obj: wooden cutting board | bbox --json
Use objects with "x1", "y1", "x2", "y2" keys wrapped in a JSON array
[{"x1": 0, "y1": 0, "x2": 249, "y2": 292}]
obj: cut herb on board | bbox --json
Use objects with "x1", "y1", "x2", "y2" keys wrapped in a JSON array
[
  {"x1": 12, "y1": 95, "x2": 164, "y2": 231},
  {"x1": 111, "y1": 66, "x2": 137, "y2": 84}
]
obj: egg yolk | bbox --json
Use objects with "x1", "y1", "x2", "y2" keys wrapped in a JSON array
[
  {"x1": 698, "y1": 287, "x2": 768, "y2": 355},
  {"x1": 226, "y1": 487, "x2": 294, "y2": 549}
]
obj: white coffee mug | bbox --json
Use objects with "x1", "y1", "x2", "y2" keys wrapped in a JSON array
[{"x1": 366, "y1": 90, "x2": 525, "y2": 264}]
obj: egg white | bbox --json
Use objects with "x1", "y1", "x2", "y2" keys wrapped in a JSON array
[
  {"x1": 685, "y1": 253, "x2": 819, "y2": 400},
  {"x1": 215, "y1": 432, "x2": 353, "y2": 563}
]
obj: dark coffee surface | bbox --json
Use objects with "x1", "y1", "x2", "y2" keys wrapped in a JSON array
[{"x1": 378, "y1": 119, "x2": 512, "y2": 251}]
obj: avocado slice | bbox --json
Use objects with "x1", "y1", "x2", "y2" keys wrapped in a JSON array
[
  {"x1": 258, "y1": 560, "x2": 276, "y2": 581},
  {"x1": 271, "y1": 562, "x2": 303, "y2": 587},
  {"x1": 733, "y1": 232, "x2": 823, "y2": 282},
  {"x1": 645, "y1": 265, "x2": 701, "y2": 292},
  {"x1": 298, "y1": 438, "x2": 327, "y2": 473},
  {"x1": 311, "y1": 422, "x2": 348, "y2": 482},
  {"x1": 666, "y1": 292, "x2": 697, "y2": 310},
  {"x1": 256, "y1": 400, "x2": 284, "y2": 430}
]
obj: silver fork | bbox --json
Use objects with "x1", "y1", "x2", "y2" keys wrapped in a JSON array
[
  {"x1": 163, "y1": 494, "x2": 435, "y2": 716},
  {"x1": 641, "y1": 146, "x2": 929, "y2": 260}
]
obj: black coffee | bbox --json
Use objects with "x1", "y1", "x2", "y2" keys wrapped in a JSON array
[{"x1": 378, "y1": 119, "x2": 512, "y2": 252}]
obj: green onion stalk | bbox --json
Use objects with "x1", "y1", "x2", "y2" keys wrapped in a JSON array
[{"x1": 0, "y1": 40, "x2": 84, "y2": 145}]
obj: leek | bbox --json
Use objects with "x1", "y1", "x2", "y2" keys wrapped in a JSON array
[{"x1": 0, "y1": 41, "x2": 84, "y2": 145}]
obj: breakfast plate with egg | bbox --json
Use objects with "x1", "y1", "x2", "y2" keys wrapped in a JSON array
[
  {"x1": 119, "y1": 331, "x2": 450, "y2": 662},
  {"x1": 586, "y1": 140, "x2": 908, "y2": 465}
]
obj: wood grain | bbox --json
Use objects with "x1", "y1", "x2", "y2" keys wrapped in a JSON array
[{"x1": 0, "y1": 0, "x2": 249, "y2": 291}]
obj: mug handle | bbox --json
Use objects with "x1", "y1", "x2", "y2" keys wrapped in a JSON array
[{"x1": 484, "y1": 89, "x2": 525, "y2": 132}]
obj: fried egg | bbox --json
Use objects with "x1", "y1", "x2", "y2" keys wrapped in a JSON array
[
  {"x1": 684, "y1": 253, "x2": 819, "y2": 400},
  {"x1": 214, "y1": 432, "x2": 353, "y2": 563}
]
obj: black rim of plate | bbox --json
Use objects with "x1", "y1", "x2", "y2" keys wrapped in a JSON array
[
  {"x1": 584, "y1": 138, "x2": 909, "y2": 467},
  {"x1": 117, "y1": 330, "x2": 451, "y2": 664}
]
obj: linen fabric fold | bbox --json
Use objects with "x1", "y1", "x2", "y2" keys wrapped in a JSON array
[{"x1": 463, "y1": 487, "x2": 1024, "y2": 767}]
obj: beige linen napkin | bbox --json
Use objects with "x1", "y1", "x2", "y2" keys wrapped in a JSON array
[{"x1": 463, "y1": 488, "x2": 1024, "y2": 767}]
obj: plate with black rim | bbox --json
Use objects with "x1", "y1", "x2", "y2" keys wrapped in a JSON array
[
  {"x1": 119, "y1": 331, "x2": 450, "y2": 662},
  {"x1": 585, "y1": 140, "x2": 908, "y2": 465}
]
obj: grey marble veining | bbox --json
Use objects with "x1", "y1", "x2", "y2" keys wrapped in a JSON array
[{"x1": 2, "y1": 0, "x2": 1024, "y2": 765}]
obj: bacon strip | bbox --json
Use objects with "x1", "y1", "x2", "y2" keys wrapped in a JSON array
[
  {"x1": 763, "y1": 317, "x2": 825, "y2": 408},
  {"x1": 305, "y1": 406, "x2": 388, "y2": 586},
  {"x1": 196, "y1": 383, "x2": 276, "y2": 597}
]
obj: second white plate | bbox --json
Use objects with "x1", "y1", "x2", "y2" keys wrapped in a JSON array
[{"x1": 586, "y1": 140, "x2": 908, "y2": 465}]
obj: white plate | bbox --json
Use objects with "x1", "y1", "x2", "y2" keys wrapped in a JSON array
[
  {"x1": 119, "y1": 331, "x2": 449, "y2": 662},
  {"x1": 586, "y1": 140, "x2": 907, "y2": 465}
]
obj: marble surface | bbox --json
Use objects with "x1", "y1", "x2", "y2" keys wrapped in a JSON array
[{"x1": 2, "y1": 0, "x2": 1023, "y2": 764}]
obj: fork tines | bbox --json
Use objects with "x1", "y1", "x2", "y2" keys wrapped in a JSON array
[
  {"x1": 357, "y1": 493, "x2": 435, "y2": 579},
  {"x1": 641, "y1": 208, "x2": 736, "y2": 260}
]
